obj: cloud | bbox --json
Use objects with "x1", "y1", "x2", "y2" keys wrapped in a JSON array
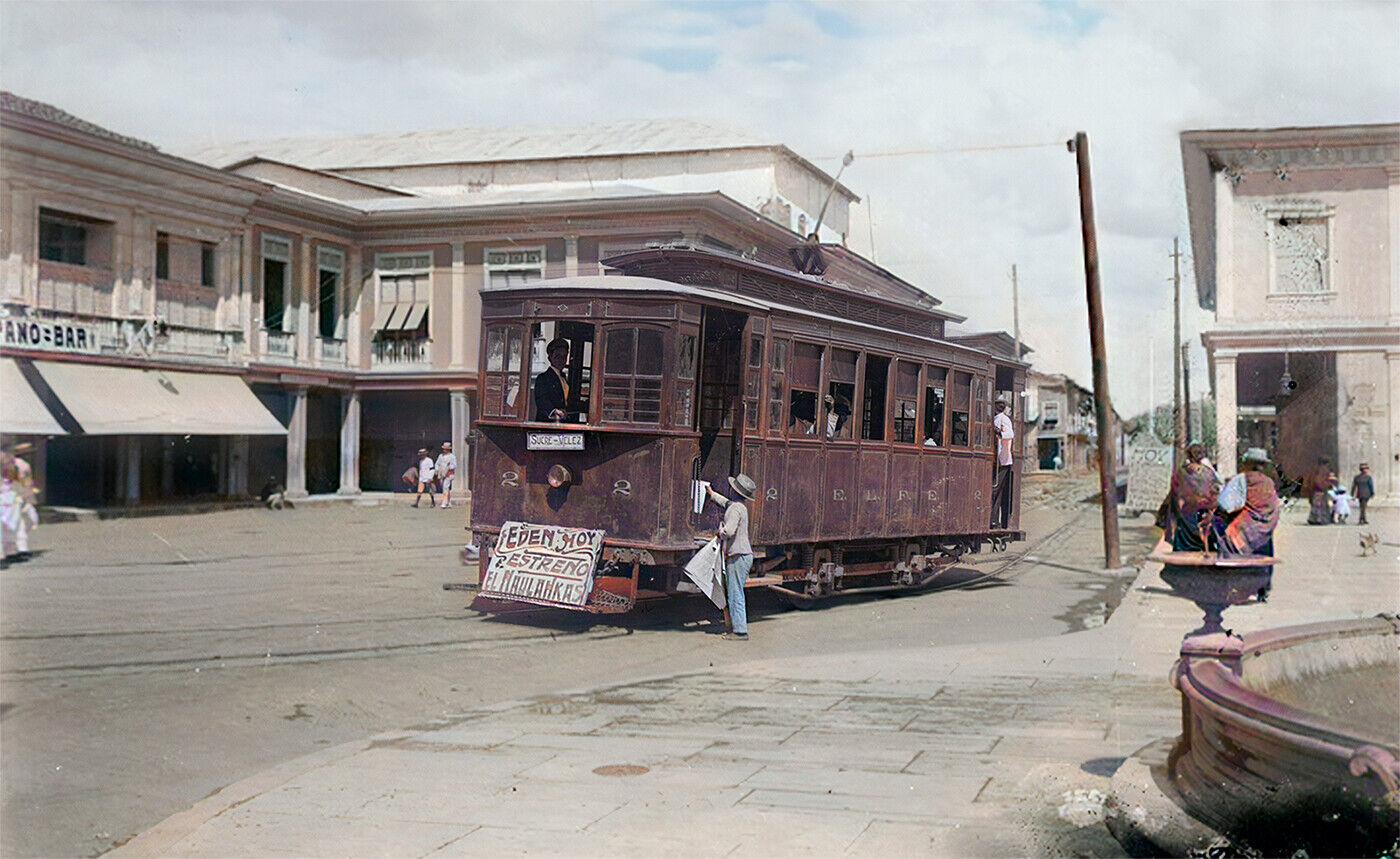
[{"x1": 1, "y1": 0, "x2": 1395, "y2": 414}]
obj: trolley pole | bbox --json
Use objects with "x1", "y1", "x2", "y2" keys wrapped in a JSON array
[
  {"x1": 1068, "y1": 132, "x2": 1121, "y2": 569},
  {"x1": 1172, "y1": 237, "x2": 1184, "y2": 467}
]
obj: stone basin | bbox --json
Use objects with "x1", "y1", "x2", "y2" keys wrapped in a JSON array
[
  {"x1": 1150, "y1": 548, "x2": 1276, "y2": 636},
  {"x1": 1169, "y1": 615, "x2": 1400, "y2": 855}
]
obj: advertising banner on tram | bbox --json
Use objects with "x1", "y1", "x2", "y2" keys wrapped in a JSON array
[{"x1": 478, "y1": 521, "x2": 605, "y2": 609}]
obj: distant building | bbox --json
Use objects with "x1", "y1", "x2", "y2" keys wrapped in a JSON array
[
  {"x1": 1021, "y1": 371, "x2": 1107, "y2": 473},
  {"x1": 5, "y1": 93, "x2": 1023, "y2": 508},
  {"x1": 1181, "y1": 123, "x2": 1399, "y2": 496}
]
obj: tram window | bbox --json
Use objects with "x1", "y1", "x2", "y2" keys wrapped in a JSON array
[
  {"x1": 601, "y1": 326, "x2": 664, "y2": 424},
  {"x1": 528, "y1": 320, "x2": 594, "y2": 422},
  {"x1": 950, "y1": 370, "x2": 972, "y2": 446},
  {"x1": 674, "y1": 329, "x2": 697, "y2": 428},
  {"x1": 483, "y1": 324, "x2": 524, "y2": 418},
  {"x1": 923, "y1": 366, "x2": 947, "y2": 446},
  {"x1": 789, "y1": 341, "x2": 823, "y2": 435},
  {"x1": 893, "y1": 360, "x2": 920, "y2": 444},
  {"x1": 768, "y1": 339, "x2": 787, "y2": 434},
  {"x1": 744, "y1": 334, "x2": 762, "y2": 430},
  {"x1": 972, "y1": 376, "x2": 989, "y2": 449},
  {"x1": 826, "y1": 348, "x2": 857, "y2": 440},
  {"x1": 861, "y1": 354, "x2": 890, "y2": 441}
]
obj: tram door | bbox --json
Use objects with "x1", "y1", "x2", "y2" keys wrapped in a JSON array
[{"x1": 697, "y1": 306, "x2": 749, "y2": 485}]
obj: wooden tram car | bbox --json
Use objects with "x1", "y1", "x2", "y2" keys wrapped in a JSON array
[{"x1": 469, "y1": 245, "x2": 1025, "y2": 613}]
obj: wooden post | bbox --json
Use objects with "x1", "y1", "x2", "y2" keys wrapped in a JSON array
[
  {"x1": 1069, "y1": 132, "x2": 1121, "y2": 569},
  {"x1": 1172, "y1": 237, "x2": 1185, "y2": 467}
]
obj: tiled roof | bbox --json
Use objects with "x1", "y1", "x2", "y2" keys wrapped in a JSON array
[
  {"x1": 1, "y1": 91, "x2": 158, "y2": 152},
  {"x1": 179, "y1": 118, "x2": 778, "y2": 170}
]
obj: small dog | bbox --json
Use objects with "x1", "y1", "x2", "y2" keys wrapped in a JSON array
[{"x1": 1359, "y1": 532, "x2": 1379, "y2": 557}]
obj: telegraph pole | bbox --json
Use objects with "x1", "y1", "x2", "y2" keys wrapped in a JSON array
[
  {"x1": 1068, "y1": 131, "x2": 1121, "y2": 570},
  {"x1": 1172, "y1": 237, "x2": 1185, "y2": 466}
]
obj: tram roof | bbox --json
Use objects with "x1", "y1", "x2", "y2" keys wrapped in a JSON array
[{"x1": 483, "y1": 275, "x2": 1017, "y2": 365}]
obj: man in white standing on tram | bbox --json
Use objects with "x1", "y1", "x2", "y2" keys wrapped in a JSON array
[
  {"x1": 437, "y1": 442, "x2": 457, "y2": 509},
  {"x1": 991, "y1": 397, "x2": 1015, "y2": 528}
]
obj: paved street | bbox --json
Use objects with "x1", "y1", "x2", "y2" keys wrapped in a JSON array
[{"x1": 2, "y1": 475, "x2": 1152, "y2": 858}]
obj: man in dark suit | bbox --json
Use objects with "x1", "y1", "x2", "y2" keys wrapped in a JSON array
[{"x1": 533, "y1": 337, "x2": 572, "y2": 421}]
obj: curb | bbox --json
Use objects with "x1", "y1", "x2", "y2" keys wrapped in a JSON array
[{"x1": 1106, "y1": 737, "x2": 1221, "y2": 857}]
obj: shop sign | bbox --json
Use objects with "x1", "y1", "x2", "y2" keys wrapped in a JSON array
[
  {"x1": 479, "y1": 521, "x2": 605, "y2": 609},
  {"x1": 2, "y1": 317, "x2": 101, "y2": 354}
]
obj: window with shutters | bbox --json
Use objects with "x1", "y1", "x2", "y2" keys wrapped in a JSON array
[
  {"x1": 485, "y1": 247, "x2": 544, "y2": 288},
  {"x1": 482, "y1": 324, "x2": 524, "y2": 418},
  {"x1": 674, "y1": 327, "x2": 698, "y2": 428},
  {"x1": 893, "y1": 360, "x2": 920, "y2": 444},
  {"x1": 261, "y1": 234, "x2": 291, "y2": 332},
  {"x1": 601, "y1": 327, "x2": 664, "y2": 424},
  {"x1": 743, "y1": 334, "x2": 763, "y2": 431},
  {"x1": 767, "y1": 339, "x2": 788, "y2": 436}
]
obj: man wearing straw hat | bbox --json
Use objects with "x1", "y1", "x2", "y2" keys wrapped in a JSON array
[{"x1": 707, "y1": 473, "x2": 757, "y2": 641}]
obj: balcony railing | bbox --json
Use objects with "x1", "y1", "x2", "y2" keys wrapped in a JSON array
[
  {"x1": 158, "y1": 323, "x2": 242, "y2": 360},
  {"x1": 261, "y1": 328, "x2": 296, "y2": 362},
  {"x1": 371, "y1": 337, "x2": 430, "y2": 367},
  {"x1": 318, "y1": 337, "x2": 346, "y2": 364}
]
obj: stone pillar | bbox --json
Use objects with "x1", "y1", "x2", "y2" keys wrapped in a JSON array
[
  {"x1": 286, "y1": 387, "x2": 309, "y2": 498},
  {"x1": 230, "y1": 435, "x2": 250, "y2": 497},
  {"x1": 4, "y1": 182, "x2": 34, "y2": 302},
  {"x1": 1214, "y1": 352, "x2": 1238, "y2": 477},
  {"x1": 565, "y1": 235, "x2": 579, "y2": 278},
  {"x1": 451, "y1": 242, "x2": 467, "y2": 367},
  {"x1": 118, "y1": 436, "x2": 141, "y2": 505},
  {"x1": 159, "y1": 437, "x2": 175, "y2": 498},
  {"x1": 347, "y1": 246, "x2": 364, "y2": 369},
  {"x1": 338, "y1": 390, "x2": 362, "y2": 495},
  {"x1": 1386, "y1": 350, "x2": 1400, "y2": 504},
  {"x1": 451, "y1": 389, "x2": 471, "y2": 493},
  {"x1": 297, "y1": 239, "x2": 313, "y2": 363}
]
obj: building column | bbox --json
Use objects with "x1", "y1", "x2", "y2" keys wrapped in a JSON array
[
  {"x1": 286, "y1": 387, "x2": 309, "y2": 499},
  {"x1": 347, "y1": 246, "x2": 364, "y2": 369},
  {"x1": 1385, "y1": 350, "x2": 1400, "y2": 504},
  {"x1": 1213, "y1": 351, "x2": 1238, "y2": 477},
  {"x1": 297, "y1": 239, "x2": 313, "y2": 363},
  {"x1": 451, "y1": 389, "x2": 471, "y2": 493},
  {"x1": 338, "y1": 390, "x2": 362, "y2": 495},
  {"x1": 160, "y1": 438, "x2": 175, "y2": 498},
  {"x1": 565, "y1": 235, "x2": 579, "y2": 278},
  {"x1": 118, "y1": 436, "x2": 140, "y2": 505}
]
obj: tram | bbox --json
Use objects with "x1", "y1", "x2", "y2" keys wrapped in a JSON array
[{"x1": 468, "y1": 244, "x2": 1025, "y2": 613}]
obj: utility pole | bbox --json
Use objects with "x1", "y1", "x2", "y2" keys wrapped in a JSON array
[
  {"x1": 1182, "y1": 341, "x2": 1193, "y2": 444},
  {"x1": 1011, "y1": 264, "x2": 1021, "y2": 364},
  {"x1": 1068, "y1": 131, "x2": 1121, "y2": 570},
  {"x1": 1172, "y1": 237, "x2": 1184, "y2": 467}
]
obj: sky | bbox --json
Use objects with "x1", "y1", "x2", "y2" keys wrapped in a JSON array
[{"x1": 3, "y1": 0, "x2": 1397, "y2": 417}]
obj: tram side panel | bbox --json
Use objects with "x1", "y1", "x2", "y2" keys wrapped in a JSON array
[
  {"x1": 855, "y1": 447, "x2": 889, "y2": 537},
  {"x1": 889, "y1": 449, "x2": 921, "y2": 534}
]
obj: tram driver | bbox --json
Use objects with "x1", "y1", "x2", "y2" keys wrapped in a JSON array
[{"x1": 533, "y1": 337, "x2": 576, "y2": 422}]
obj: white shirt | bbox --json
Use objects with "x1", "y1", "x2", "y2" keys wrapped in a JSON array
[
  {"x1": 436, "y1": 452, "x2": 457, "y2": 478},
  {"x1": 993, "y1": 412, "x2": 1014, "y2": 466},
  {"x1": 419, "y1": 456, "x2": 435, "y2": 480}
]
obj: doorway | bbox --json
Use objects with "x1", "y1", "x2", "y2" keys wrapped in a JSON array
[{"x1": 697, "y1": 306, "x2": 747, "y2": 482}]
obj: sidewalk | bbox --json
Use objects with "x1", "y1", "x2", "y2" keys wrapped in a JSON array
[{"x1": 111, "y1": 507, "x2": 1398, "y2": 857}]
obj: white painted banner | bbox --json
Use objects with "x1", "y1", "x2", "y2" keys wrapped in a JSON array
[
  {"x1": 479, "y1": 521, "x2": 605, "y2": 609},
  {"x1": 1125, "y1": 444, "x2": 1173, "y2": 513},
  {"x1": 2, "y1": 317, "x2": 101, "y2": 354}
]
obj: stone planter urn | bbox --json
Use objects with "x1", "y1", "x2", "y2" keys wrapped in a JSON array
[{"x1": 1150, "y1": 548, "x2": 1276, "y2": 637}]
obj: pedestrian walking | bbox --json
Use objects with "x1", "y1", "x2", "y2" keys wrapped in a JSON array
[
  {"x1": 1306, "y1": 457, "x2": 1334, "y2": 525},
  {"x1": 1329, "y1": 479, "x2": 1351, "y2": 524},
  {"x1": 436, "y1": 442, "x2": 458, "y2": 509},
  {"x1": 413, "y1": 448, "x2": 436, "y2": 508},
  {"x1": 1351, "y1": 463, "x2": 1374, "y2": 525},
  {"x1": 707, "y1": 473, "x2": 756, "y2": 641}
]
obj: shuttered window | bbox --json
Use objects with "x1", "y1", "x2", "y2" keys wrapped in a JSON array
[
  {"x1": 893, "y1": 360, "x2": 920, "y2": 444},
  {"x1": 482, "y1": 324, "x2": 524, "y2": 418},
  {"x1": 601, "y1": 327, "x2": 664, "y2": 424}
]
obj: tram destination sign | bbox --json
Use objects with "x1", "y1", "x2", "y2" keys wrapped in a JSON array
[
  {"x1": 527, "y1": 431, "x2": 584, "y2": 451},
  {"x1": 478, "y1": 521, "x2": 605, "y2": 609}
]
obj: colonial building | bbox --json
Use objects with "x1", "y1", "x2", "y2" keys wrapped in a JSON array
[
  {"x1": 5, "y1": 92, "x2": 992, "y2": 507},
  {"x1": 1021, "y1": 370, "x2": 1108, "y2": 473},
  {"x1": 1181, "y1": 124, "x2": 1399, "y2": 496}
]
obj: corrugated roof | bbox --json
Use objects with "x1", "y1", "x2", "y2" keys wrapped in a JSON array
[
  {"x1": 1, "y1": 91, "x2": 159, "y2": 152},
  {"x1": 180, "y1": 118, "x2": 778, "y2": 170}
]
